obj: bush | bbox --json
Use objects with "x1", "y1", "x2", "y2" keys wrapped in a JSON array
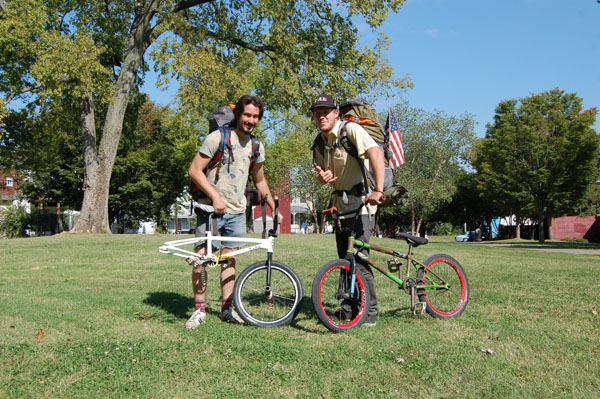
[
  {"x1": 0, "y1": 205, "x2": 29, "y2": 238},
  {"x1": 560, "y1": 237, "x2": 588, "y2": 243},
  {"x1": 430, "y1": 221, "x2": 462, "y2": 236}
]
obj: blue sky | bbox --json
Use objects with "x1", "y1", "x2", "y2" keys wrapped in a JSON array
[
  {"x1": 367, "y1": 0, "x2": 600, "y2": 136},
  {"x1": 144, "y1": 0, "x2": 600, "y2": 137}
]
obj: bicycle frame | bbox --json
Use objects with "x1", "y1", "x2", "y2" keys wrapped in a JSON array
[
  {"x1": 159, "y1": 233, "x2": 275, "y2": 265},
  {"x1": 346, "y1": 234, "x2": 452, "y2": 313},
  {"x1": 314, "y1": 204, "x2": 468, "y2": 330},
  {"x1": 159, "y1": 232, "x2": 277, "y2": 292},
  {"x1": 159, "y1": 196, "x2": 280, "y2": 293}
]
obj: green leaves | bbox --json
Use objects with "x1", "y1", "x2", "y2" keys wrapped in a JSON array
[
  {"x1": 474, "y1": 89, "x2": 599, "y2": 241},
  {"x1": 2, "y1": 0, "x2": 410, "y2": 233},
  {"x1": 389, "y1": 101, "x2": 476, "y2": 232},
  {"x1": 153, "y1": 0, "x2": 409, "y2": 117}
]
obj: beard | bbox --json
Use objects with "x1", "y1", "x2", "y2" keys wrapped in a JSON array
[{"x1": 240, "y1": 123, "x2": 255, "y2": 135}]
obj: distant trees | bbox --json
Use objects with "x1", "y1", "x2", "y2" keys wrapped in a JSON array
[
  {"x1": 108, "y1": 99, "x2": 197, "y2": 233},
  {"x1": 6, "y1": 94, "x2": 197, "y2": 232},
  {"x1": 379, "y1": 102, "x2": 476, "y2": 235},
  {"x1": 472, "y1": 89, "x2": 598, "y2": 242}
]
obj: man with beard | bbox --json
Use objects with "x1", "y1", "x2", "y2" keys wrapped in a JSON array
[{"x1": 186, "y1": 94, "x2": 279, "y2": 328}]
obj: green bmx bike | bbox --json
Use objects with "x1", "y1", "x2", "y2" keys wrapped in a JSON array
[{"x1": 312, "y1": 205, "x2": 470, "y2": 333}]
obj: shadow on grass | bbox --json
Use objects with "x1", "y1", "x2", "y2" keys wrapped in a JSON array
[
  {"x1": 461, "y1": 239, "x2": 600, "y2": 250},
  {"x1": 144, "y1": 291, "x2": 192, "y2": 320},
  {"x1": 142, "y1": 292, "x2": 323, "y2": 331},
  {"x1": 287, "y1": 296, "x2": 326, "y2": 334}
]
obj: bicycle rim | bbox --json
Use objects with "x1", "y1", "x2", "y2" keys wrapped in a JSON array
[
  {"x1": 417, "y1": 255, "x2": 469, "y2": 318},
  {"x1": 234, "y1": 262, "x2": 302, "y2": 327},
  {"x1": 313, "y1": 261, "x2": 368, "y2": 332}
]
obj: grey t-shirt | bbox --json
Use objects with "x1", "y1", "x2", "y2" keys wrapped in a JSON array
[{"x1": 199, "y1": 129, "x2": 265, "y2": 214}]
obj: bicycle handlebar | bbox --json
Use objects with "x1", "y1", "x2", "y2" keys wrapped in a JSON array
[
  {"x1": 269, "y1": 196, "x2": 279, "y2": 237},
  {"x1": 321, "y1": 203, "x2": 364, "y2": 218},
  {"x1": 321, "y1": 206, "x2": 338, "y2": 216}
]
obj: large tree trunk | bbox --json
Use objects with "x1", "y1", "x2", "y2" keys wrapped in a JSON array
[
  {"x1": 71, "y1": 93, "x2": 109, "y2": 233},
  {"x1": 537, "y1": 197, "x2": 546, "y2": 243},
  {"x1": 410, "y1": 202, "x2": 416, "y2": 234},
  {"x1": 416, "y1": 217, "x2": 423, "y2": 237},
  {"x1": 71, "y1": 9, "x2": 151, "y2": 233}
]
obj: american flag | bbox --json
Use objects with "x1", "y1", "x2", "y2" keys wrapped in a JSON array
[{"x1": 385, "y1": 108, "x2": 404, "y2": 168}]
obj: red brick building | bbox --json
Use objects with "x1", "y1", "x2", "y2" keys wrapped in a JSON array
[
  {"x1": 0, "y1": 170, "x2": 19, "y2": 208},
  {"x1": 552, "y1": 216, "x2": 600, "y2": 243},
  {"x1": 251, "y1": 191, "x2": 291, "y2": 234}
]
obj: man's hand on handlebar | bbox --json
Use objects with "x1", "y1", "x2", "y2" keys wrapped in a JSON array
[
  {"x1": 211, "y1": 196, "x2": 227, "y2": 214},
  {"x1": 322, "y1": 206, "x2": 338, "y2": 216},
  {"x1": 364, "y1": 190, "x2": 385, "y2": 206}
]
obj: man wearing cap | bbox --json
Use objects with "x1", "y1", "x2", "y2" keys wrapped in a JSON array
[{"x1": 310, "y1": 93, "x2": 385, "y2": 327}]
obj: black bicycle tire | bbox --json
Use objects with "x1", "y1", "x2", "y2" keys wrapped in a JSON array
[
  {"x1": 312, "y1": 259, "x2": 370, "y2": 333},
  {"x1": 233, "y1": 260, "x2": 304, "y2": 327},
  {"x1": 417, "y1": 254, "x2": 469, "y2": 318}
]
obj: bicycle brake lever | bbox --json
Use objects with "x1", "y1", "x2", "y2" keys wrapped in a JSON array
[{"x1": 322, "y1": 206, "x2": 338, "y2": 216}]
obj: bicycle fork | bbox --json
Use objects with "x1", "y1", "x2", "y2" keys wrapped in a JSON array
[
  {"x1": 264, "y1": 252, "x2": 273, "y2": 301},
  {"x1": 336, "y1": 254, "x2": 358, "y2": 300}
]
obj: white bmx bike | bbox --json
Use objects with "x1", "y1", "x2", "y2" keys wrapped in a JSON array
[{"x1": 159, "y1": 196, "x2": 303, "y2": 327}]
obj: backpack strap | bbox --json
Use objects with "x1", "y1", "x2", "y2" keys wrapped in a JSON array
[
  {"x1": 248, "y1": 134, "x2": 260, "y2": 173},
  {"x1": 205, "y1": 127, "x2": 230, "y2": 169},
  {"x1": 310, "y1": 132, "x2": 324, "y2": 168},
  {"x1": 206, "y1": 126, "x2": 234, "y2": 184},
  {"x1": 311, "y1": 131, "x2": 340, "y2": 169},
  {"x1": 337, "y1": 121, "x2": 372, "y2": 197}
]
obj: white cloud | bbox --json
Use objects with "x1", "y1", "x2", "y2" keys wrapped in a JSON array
[{"x1": 424, "y1": 28, "x2": 440, "y2": 37}]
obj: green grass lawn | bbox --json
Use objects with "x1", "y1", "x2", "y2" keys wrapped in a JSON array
[{"x1": 1, "y1": 233, "x2": 599, "y2": 398}]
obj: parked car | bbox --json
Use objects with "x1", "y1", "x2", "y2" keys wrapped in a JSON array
[
  {"x1": 455, "y1": 228, "x2": 484, "y2": 242},
  {"x1": 454, "y1": 233, "x2": 469, "y2": 242}
]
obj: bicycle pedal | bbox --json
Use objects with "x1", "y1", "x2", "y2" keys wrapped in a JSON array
[
  {"x1": 187, "y1": 256, "x2": 201, "y2": 267},
  {"x1": 413, "y1": 302, "x2": 426, "y2": 315}
]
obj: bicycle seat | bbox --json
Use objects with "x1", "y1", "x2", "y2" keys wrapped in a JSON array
[
  {"x1": 193, "y1": 203, "x2": 215, "y2": 216},
  {"x1": 396, "y1": 232, "x2": 428, "y2": 247}
]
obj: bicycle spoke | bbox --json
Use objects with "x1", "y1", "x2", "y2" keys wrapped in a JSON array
[
  {"x1": 418, "y1": 255, "x2": 469, "y2": 318},
  {"x1": 312, "y1": 260, "x2": 369, "y2": 332},
  {"x1": 235, "y1": 262, "x2": 302, "y2": 326}
]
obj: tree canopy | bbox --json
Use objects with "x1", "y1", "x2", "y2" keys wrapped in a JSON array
[
  {"x1": 473, "y1": 89, "x2": 598, "y2": 242},
  {"x1": 0, "y1": 0, "x2": 410, "y2": 233},
  {"x1": 380, "y1": 102, "x2": 476, "y2": 235}
]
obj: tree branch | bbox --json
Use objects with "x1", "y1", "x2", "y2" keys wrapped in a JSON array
[
  {"x1": 6, "y1": 83, "x2": 43, "y2": 104},
  {"x1": 172, "y1": 0, "x2": 215, "y2": 14},
  {"x1": 204, "y1": 30, "x2": 275, "y2": 54}
]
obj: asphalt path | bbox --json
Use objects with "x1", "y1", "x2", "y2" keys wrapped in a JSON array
[{"x1": 458, "y1": 242, "x2": 600, "y2": 256}]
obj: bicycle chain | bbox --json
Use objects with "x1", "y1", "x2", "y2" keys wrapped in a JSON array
[{"x1": 187, "y1": 254, "x2": 222, "y2": 269}]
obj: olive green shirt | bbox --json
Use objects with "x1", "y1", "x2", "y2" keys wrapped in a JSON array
[{"x1": 314, "y1": 120, "x2": 378, "y2": 216}]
